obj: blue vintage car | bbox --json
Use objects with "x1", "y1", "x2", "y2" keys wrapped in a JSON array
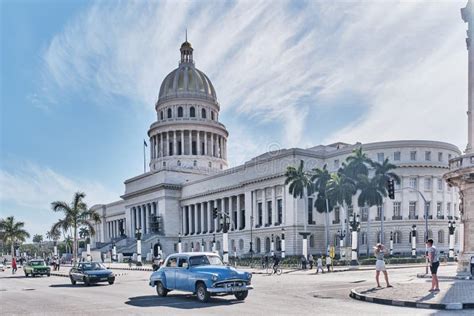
[{"x1": 149, "y1": 252, "x2": 253, "y2": 302}]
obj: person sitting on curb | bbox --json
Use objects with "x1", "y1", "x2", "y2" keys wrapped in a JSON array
[{"x1": 374, "y1": 243, "x2": 392, "y2": 288}]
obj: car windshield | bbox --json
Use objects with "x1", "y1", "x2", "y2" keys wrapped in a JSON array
[
  {"x1": 30, "y1": 261, "x2": 45, "y2": 266},
  {"x1": 79, "y1": 262, "x2": 106, "y2": 271},
  {"x1": 189, "y1": 255, "x2": 223, "y2": 267}
]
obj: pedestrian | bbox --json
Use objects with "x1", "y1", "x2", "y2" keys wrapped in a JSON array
[
  {"x1": 11, "y1": 257, "x2": 17, "y2": 275},
  {"x1": 374, "y1": 243, "x2": 391, "y2": 288},
  {"x1": 272, "y1": 253, "x2": 280, "y2": 274},
  {"x1": 308, "y1": 254, "x2": 314, "y2": 269},
  {"x1": 316, "y1": 256, "x2": 323, "y2": 274},
  {"x1": 264, "y1": 255, "x2": 269, "y2": 270},
  {"x1": 426, "y1": 239, "x2": 440, "y2": 292},
  {"x1": 326, "y1": 255, "x2": 332, "y2": 272},
  {"x1": 301, "y1": 255, "x2": 307, "y2": 270}
]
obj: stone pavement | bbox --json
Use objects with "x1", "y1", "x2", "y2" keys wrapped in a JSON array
[{"x1": 351, "y1": 280, "x2": 474, "y2": 310}]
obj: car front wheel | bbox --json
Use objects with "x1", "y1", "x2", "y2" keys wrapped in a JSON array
[
  {"x1": 156, "y1": 281, "x2": 168, "y2": 297},
  {"x1": 234, "y1": 290, "x2": 248, "y2": 301},
  {"x1": 108, "y1": 280, "x2": 114, "y2": 285},
  {"x1": 196, "y1": 282, "x2": 210, "y2": 303},
  {"x1": 24, "y1": 271, "x2": 29, "y2": 277},
  {"x1": 83, "y1": 277, "x2": 90, "y2": 286},
  {"x1": 70, "y1": 277, "x2": 76, "y2": 285}
]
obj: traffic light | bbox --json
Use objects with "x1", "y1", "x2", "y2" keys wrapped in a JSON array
[
  {"x1": 212, "y1": 208, "x2": 218, "y2": 219},
  {"x1": 387, "y1": 179, "x2": 395, "y2": 199}
]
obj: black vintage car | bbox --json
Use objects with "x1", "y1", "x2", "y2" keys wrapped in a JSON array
[{"x1": 69, "y1": 262, "x2": 115, "y2": 286}]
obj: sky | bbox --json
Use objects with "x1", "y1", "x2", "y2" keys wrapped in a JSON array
[{"x1": 0, "y1": 0, "x2": 469, "y2": 240}]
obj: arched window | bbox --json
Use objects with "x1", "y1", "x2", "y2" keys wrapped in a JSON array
[
  {"x1": 167, "y1": 108, "x2": 172, "y2": 118},
  {"x1": 276, "y1": 236, "x2": 281, "y2": 251},
  {"x1": 265, "y1": 237, "x2": 271, "y2": 253},
  {"x1": 361, "y1": 232, "x2": 367, "y2": 245},
  {"x1": 190, "y1": 106, "x2": 196, "y2": 117},
  {"x1": 309, "y1": 235, "x2": 314, "y2": 248},
  {"x1": 160, "y1": 111, "x2": 164, "y2": 120},
  {"x1": 438, "y1": 230, "x2": 445, "y2": 244},
  {"x1": 201, "y1": 108, "x2": 207, "y2": 119},
  {"x1": 211, "y1": 111, "x2": 215, "y2": 120},
  {"x1": 239, "y1": 239, "x2": 244, "y2": 251},
  {"x1": 394, "y1": 231, "x2": 402, "y2": 244},
  {"x1": 255, "y1": 238, "x2": 261, "y2": 253},
  {"x1": 178, "y1": 106, "x2": 183, "y2": 117}
]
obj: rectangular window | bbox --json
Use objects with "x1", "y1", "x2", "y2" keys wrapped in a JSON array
[
  {"x1": 425, "y1": 151, "x2": 431, "y2": 161},
  {"x1": 377, "y1": 153, "x2": 384, "y2": 163},
  {"x1": 394, "y1": 151, "x2": 401, "y2": 161},
  {"x1": 240, "y1": 209, "x2": 245, "y2": 229},
  {"x1": 424, "y1": 178, "x2": 432, "y2": 190},
  {"x1": 437, "y1": 179, "x2": 443, "y2": 191},
  {"x1": 257, "y1": 203, "x2": 262, "y2": 226},
  {"x1": 438, "y1": 152, "x2": 443, "y2": 162},
  {"x1": 308, "y1": 198, "x2": 314, "y2": 224},
  {"x1": 409, "y1": 177, "x2": 417, "y2": 189},
  {"x1": 393, "y1": 202, "x2": 401, "y2": 217},
  {"x1": 334, "y1": 207, "x2": 340, "y2": 223},
  {"x1": 437, "y1": 202, "x2": 442, "y2": 217},
  {"x1": 410, "y1": 151, "x2": 417, "y2": 161},
  {"x1": 267, "y1": 201, "x2": 272, "y2": 225},
  {"x1": 169, "y1": 142, "x2": 173, "y2": 156},
  {"x1": 425, "y1": 201, "x2": 431, "y2": 216},
  {"x1": 409, "y1": 201, "x2": 417, "y2": 219},
  {"x1": 277, "y1": 199, "x2": 283, "y2": 224}
]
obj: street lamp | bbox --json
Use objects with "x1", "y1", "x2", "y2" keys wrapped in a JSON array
[
  {"x1": 389, "y1": 231, "x2": 394, "y2": 256},
  {"x1": 349, "y1": 214, "x2": 360, "y2": 266},
  {"x1": 281, "y1": 227, "x2": 286, "y2": 259},
  {"x1": 112, "y1": 241, "x2": 116, "y2": 262},
  {"x1": 337, "y1": 229, "x2": 346, "y2": 259},
  {"x1": 135, "y1": 227, "x2": 142, "y2": 263},
  {"x1": 212, "y1": 233, "x2": 216, "y2": 253},
  {"x1": 201, "y1": 238, "x2": 205, "y2": 252},
  {"x1": 178, "y1": 233, "x2": 182, "y2": 253},
  {"x1": 411, "y1": 225, "x2": 417, "y2": 258},
  {"x1": 448, "y1": 220, "x2": 456, "y2": 261},
  {"x1": 271, "y1": 234, "x2": 275, "y2": 256}
]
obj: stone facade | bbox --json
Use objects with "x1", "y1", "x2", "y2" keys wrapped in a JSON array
[{"x1": 90, "y1": 41, "x2": 462, "y2": 259}]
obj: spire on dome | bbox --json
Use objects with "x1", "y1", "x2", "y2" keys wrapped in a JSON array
[{"x1": 180, "y1": 29, "x2": 193, "y2": 64}]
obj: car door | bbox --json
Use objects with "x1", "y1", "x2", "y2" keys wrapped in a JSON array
[
  {"x1": 71, "y1": 265, "x2": 83, "y2": 281},
  {"x1": 162, "y1": 256, "x2": 177, "y2": 289},
  {"x1": 175, "y1": 256, "x2": 190, "y2": 291}
]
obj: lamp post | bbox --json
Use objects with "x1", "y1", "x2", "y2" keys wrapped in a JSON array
[
  {"x1": 281, "y1": 227, "x2": 286, "y2": 259},
  {"x1": 250, "y1": 215, "x2": 254, "y2": 259},
  {"x1": 222, "y1": 213, "x2": 229, "y2": 264},
  {"x1": 178, "y1": 233, "x2": 182, "y2": 253},
  {"x1": 411, "y1": 225, "x2": 417, "y2": 258},
  {"x1": 271, "y1": 234, "x2": 275, "y2": 256},
  {"x1": 212, "y1": 233, "x2": 216, "y2": 253},
  {"x1": 201, "y1": 238, "x2": 205, "y2": 252},
  {"x1": 349, "y1": 214, "x2": 360, "y2": 266},
  {"x1": 112, "y1": 241, "x2": 116, "y2": 262},
  {"x1": 389, "y1": 231, "x2": 394, "y2": 256},
  {"x1": 135, "y1": 227, "x2": 142, "y2": 263},
  {"x1": 337, "y1": 229, "x2": 346, "y2": 259},
  {"x1": 191, "y1": 242, "x2": 194, "y2": 253},
  {"x1": 448, "y1": 220, "x2": 456, "y2": 261},
  {"x1": 157, "y1": 238, "x2": 161, "y2": 258}
]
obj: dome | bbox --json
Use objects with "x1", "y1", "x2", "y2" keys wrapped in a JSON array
[{"x1": 158, "y1": 41, "x2": 217, "y2": 102}]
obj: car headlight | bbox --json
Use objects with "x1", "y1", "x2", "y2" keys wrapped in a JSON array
[
  {"x1": 211, "y1": 275, "x2": 218, "y2": 281},
  {"x1": 247, "y1": 273, "x2": 252, "y2": 279}
]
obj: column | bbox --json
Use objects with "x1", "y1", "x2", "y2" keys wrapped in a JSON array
[
  {"x1": 201, "y1": 202, "x2": 205, "y2": 233},
  {"x1": 237, "y1": 194, "x2": 241, "y2": 230},
  {"x1": 154, "y1": 135, "x2": 158, "y2": 158},
  {"x1": 204, "y1": 132, "x2": 208, "y2": 155},
  {"x1": 197, "y1": 131, "x2": 201, "y2": 155},
  {"x1": 141, "y1": 205, "x2": 146, "y2": 234},
  {"x1": 211, "y1": 133, "x2": 214, "y2": 157},
  {"x1": 173, "y1": 131, "x2": 177, "y2": 156},
  {"x1": 401, "y1": 176, "x2": 407, "y2": 219},
  {"x1": 282, "y1": 184, "x2": 286, "y2": 225},
  {"x1": 185, "y1": 206, "x2": 189, "y2": 235},
  {"x1": 262, "y1": 188, "x2": 267, "y2": 226},
  {"x1": 253, "y1": 190, "x2": 258, "y2": 228},
  {"x1": 133, "y1": 208, "x2": 137, "y2": 233},
  {"x1": 161, "y1": 133, "x2": 165, "y2": 157},
  {"x1": 189, "y1": 130, "x2": 193, "y2": 155},
  {"x1": 214, "y1": 199, "x2": 219, "y2": 231},
  {"x1": 207, "y1": 202, "x2": 212, "y2": 233},
  {"x1": 166, "y1": 132, "x2": 170, "y2": 157},
  {"x1": 272, "y1": 186, "x2": 277, "y2": 225},
  {"x1": 181, "y1": 130, "x2": 184, "y2": 155}
]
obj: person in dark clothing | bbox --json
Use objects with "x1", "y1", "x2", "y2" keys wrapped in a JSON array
[
  {"x1": 264, "y1": 255, "x2": 269, "y2": 269},
  {"x1": 272, "y1": 254, "x2": 280, "y2": 274}
]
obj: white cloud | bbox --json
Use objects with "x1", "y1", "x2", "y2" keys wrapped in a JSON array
[{"x1": 39, "y1": 0, "x2": 468, "y2": 165}]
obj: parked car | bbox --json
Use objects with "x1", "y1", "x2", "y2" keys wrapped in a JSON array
[
  {"x1": 149, "y1": 252, "x2": 253, "y2": 302},
  {"x1": 69, "y1": 262, "x2": 115, "y2": 286},
  {"x1": 24, "y1": 259, "x2": 51, "y2": 277}
]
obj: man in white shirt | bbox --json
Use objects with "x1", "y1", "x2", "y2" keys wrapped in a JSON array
[{"x1": 426, "y1": 239, "x2": 440, "y2": 292}]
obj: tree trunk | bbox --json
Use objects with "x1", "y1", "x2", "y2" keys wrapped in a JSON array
[
  {"x1": 325, "y1": 198, "x2": 330, "y2": 255},
  {"x1": 11, "y1": 242, "x2": 14, "y2": 258},
  {"x1": 73, "y1": 225, "x2": 77, "y2": 264},
  {"x1": 303, "y1": 187, "x2": 308, "y2": 232},
  {"x1": 366, "y1": 205, "x2": 371, "y2": 256}
]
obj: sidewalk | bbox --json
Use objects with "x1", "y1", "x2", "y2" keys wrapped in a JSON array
[{"x1": 351, "y1": 281, "x2": 474, "y2": 310}]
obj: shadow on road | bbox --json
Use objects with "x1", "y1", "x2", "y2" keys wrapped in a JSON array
[
  {"x1": 49, "y1": 284, "x2": 109, "y2": 288},
  {"x1": 125, "y1": 294, "x2": 243, "y2": 309},
  {"x1": 0, "y1": 276, "x2": 27, "y2": 279}
]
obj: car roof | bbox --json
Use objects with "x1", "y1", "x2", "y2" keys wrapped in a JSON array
[{"x1": 168, "y1": 252, "x2": 219, "y2": 258}]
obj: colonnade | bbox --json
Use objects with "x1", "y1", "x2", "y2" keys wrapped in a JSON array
[
  {"x1": 130, "y1": 202, "x2": 158, "y2": 236},
  {"x1": 107, "y1": 219, "x2": 125, "y2": 239},
  {"x1": 150, "y1": 130, "x2": 226, "y2": 160}
]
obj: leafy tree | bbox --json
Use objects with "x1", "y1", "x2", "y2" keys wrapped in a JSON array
[
  {"x1": 311, "y1": 164, "x2": 333, "y2": 252},
  {"x1": 0, "y1": 216, "x2": 30, "y2": 257},
  {"x1": 50, "y1": 192, "x2": 101, "y2": 263},
  {"x1": 32, "y1": 234, "x2": 43, "y2": 244}
]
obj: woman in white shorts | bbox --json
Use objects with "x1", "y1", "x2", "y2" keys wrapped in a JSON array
[{"x1": 374, "y1": 243, "x2": 392, "y2": 288}]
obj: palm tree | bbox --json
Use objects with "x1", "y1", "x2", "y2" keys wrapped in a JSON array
[
  {"x1": 64, "y1": 235, "x2": 73, "y2": 254},
  {"x1": 0, "y1": 216, "x2": 30, "y2": 257},
  {"x1": 285, "y1": 160, "x2": 313, "y2": 257},
  {"x1": 311, "y1": 164, "x2": 333, "y2": 253},
  {"x1": 345, "y1": 147, "x2": 371, "y2": 180},
  {"x1": 357, "y1": 174, "x2": 387, "y2": 255},
  {"x1": 327, "y1": 170, "x2": 357, "y2": 245},
  {"x1": 32, "y1": 234, "x2": 43, "y2": 244},
  {"x1": 50, "y1": 192, "x2": 101, "y2": 263}
]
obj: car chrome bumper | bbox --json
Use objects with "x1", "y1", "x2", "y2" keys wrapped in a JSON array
[{"x1": 207, "y1": 285, "x2": 253, "y2": 293}]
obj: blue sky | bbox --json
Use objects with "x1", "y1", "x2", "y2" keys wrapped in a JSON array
[{"x1": 0, "y1": 0, "x2": 468, "y2": 239}]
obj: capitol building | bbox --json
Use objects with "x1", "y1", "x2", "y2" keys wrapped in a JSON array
[{"x1": 90, "y1": 40, "x2": 461, "y2": 259}]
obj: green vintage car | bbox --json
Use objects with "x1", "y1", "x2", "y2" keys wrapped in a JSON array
[{"x1": 24, "y1": 259, "x2": 51, "y2": 277}]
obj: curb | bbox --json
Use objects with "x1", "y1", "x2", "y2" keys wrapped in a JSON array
[
  {"x1": 349, "y1": 289, "x2": 474, "y2": 310},
  {"x1": 416, "y1": 273, "x2": 473, "y2": 280}
]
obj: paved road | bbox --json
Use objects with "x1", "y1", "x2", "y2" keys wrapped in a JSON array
[{"x1": 0, "y1": 265, "x2": 469, "y2": 315}]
